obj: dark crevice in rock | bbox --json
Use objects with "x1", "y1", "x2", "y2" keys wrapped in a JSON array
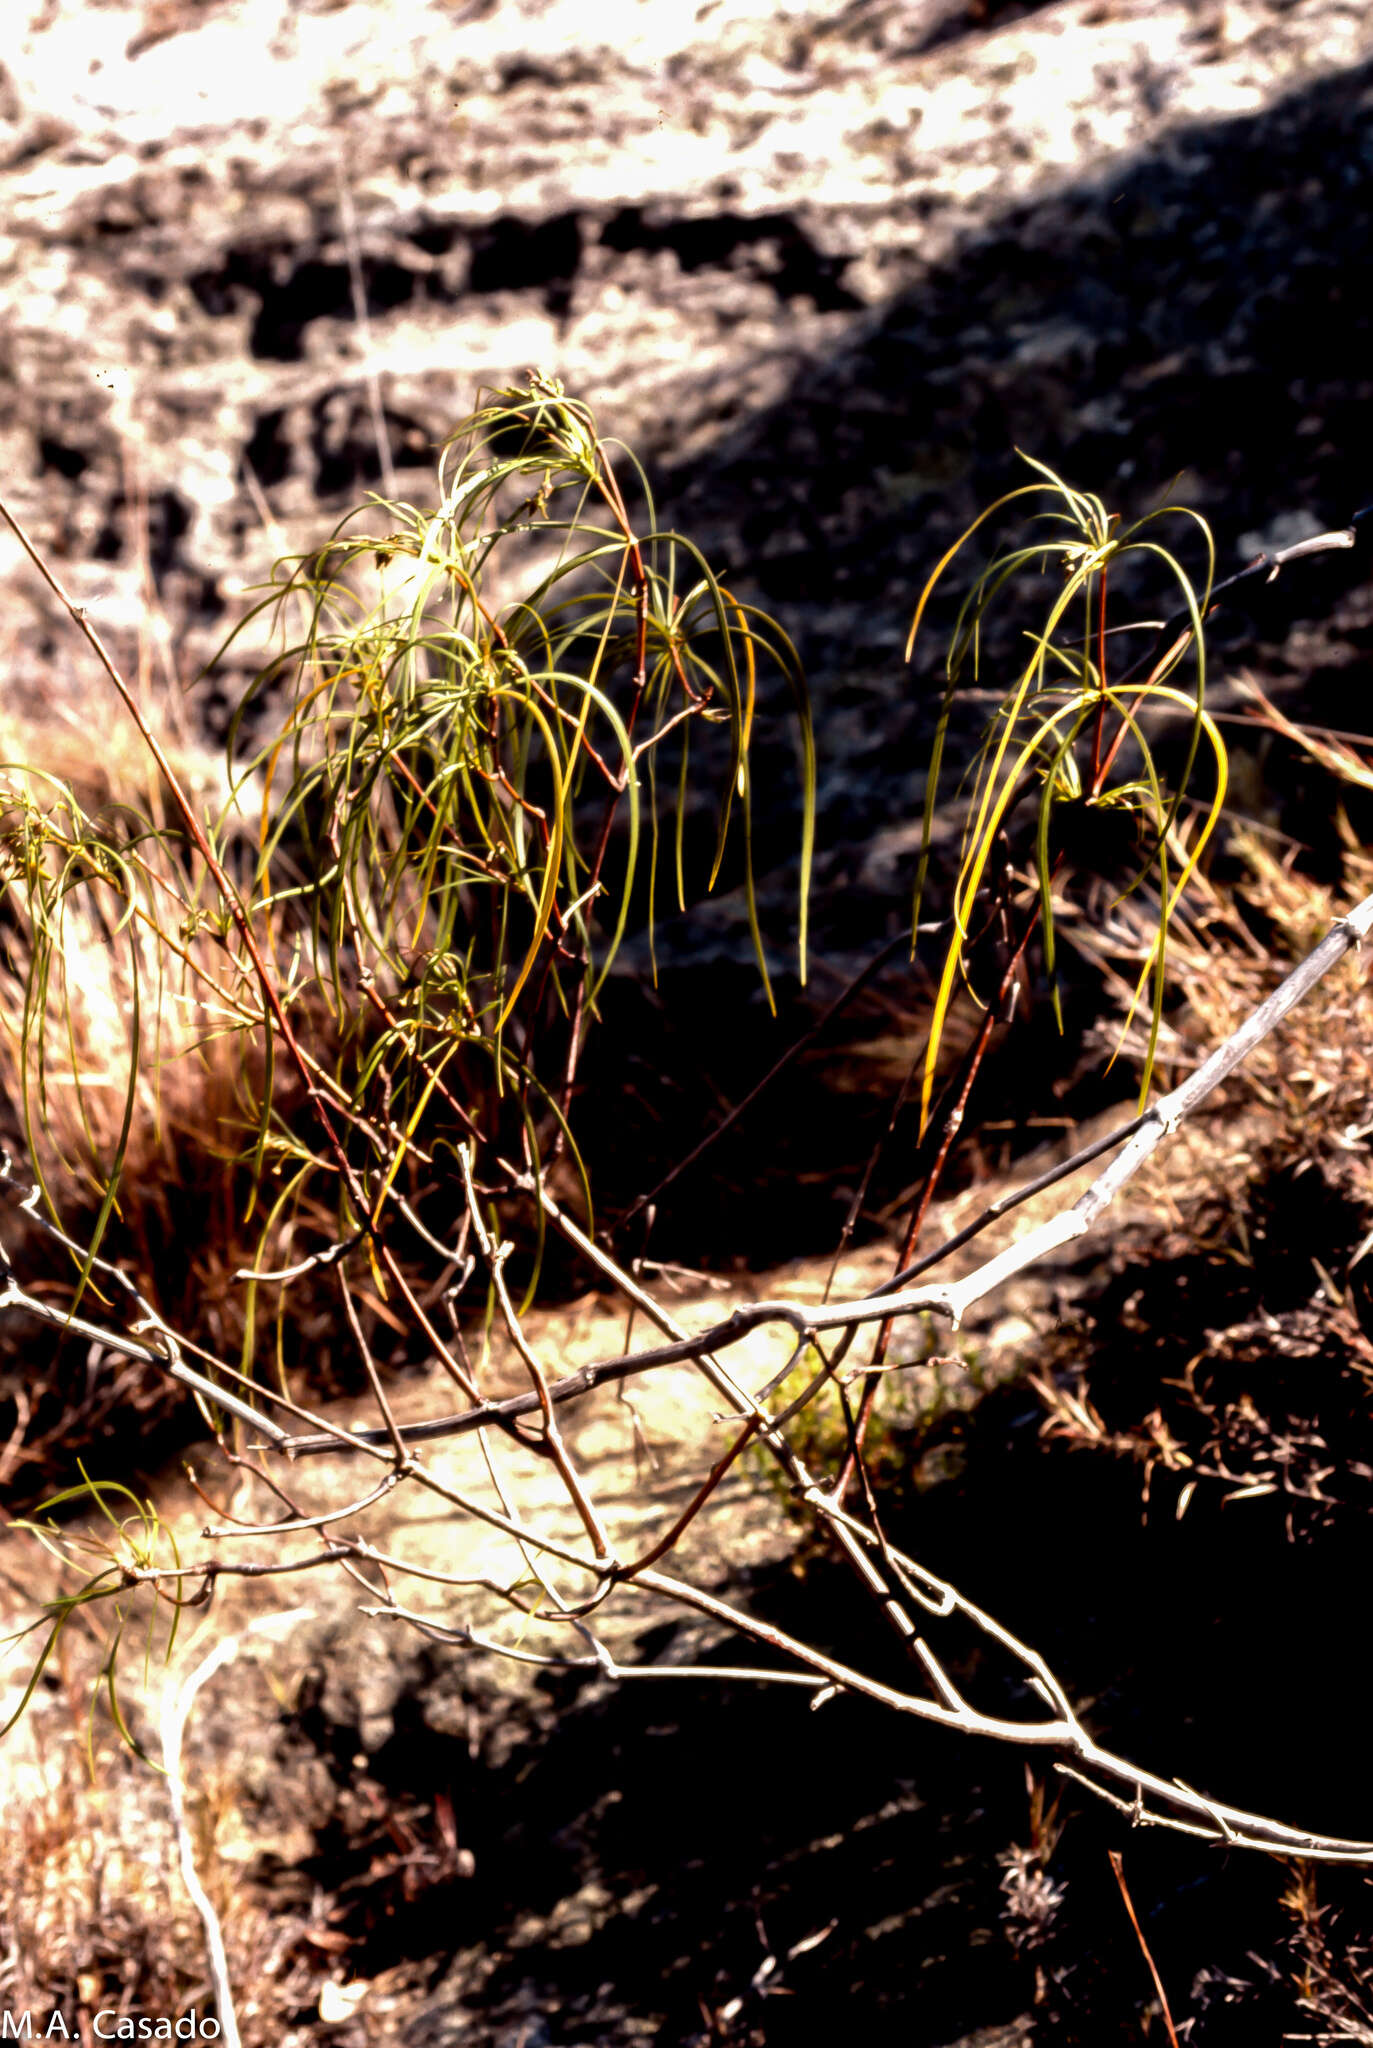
[
  {"x1": 188, "y1": 245, "x2": 428, "y2": 360},
  {"x1": 496, "y1": 51, "x2": 606, "y2": 91},
  {"x1": 189, "y1": 211, "x2": 589, "y2": 357},
  {"x1": 122, "y1": 266, "x2": 169, "y2": 301},
  {"x1": 186, "y1": 201, "x2": 853, "y2": 368},
  {"x1": 243, "y1": 405, "x2": 293, "y2": 489},
  {"x1": 911, "y1": 0, "x2": 1068, "y2": 59},
  {"x1": 406, "y1": 218, "x2": 460, "y2": 258},
  {"x1": 36, "y1": 435, "x2": 89, "y2": 481},
  {"x1": 600, "y1": 204, "x2": 862, "y2": 310},
  {"x1": 91, "y1": 485, "x2": 191, "y2": 580},
  {"x1": 466, "y1": 211, "x2": 584, "y2": 308},
  {"x1": 252, "y1": 254, "x2": 421, "y2": 361},
  {"x1": 310, "y1": 390, "x2": 437, "y2": 495}
]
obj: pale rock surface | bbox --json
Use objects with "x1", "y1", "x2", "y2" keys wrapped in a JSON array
[{"x1": 2, "y1": 1, "x2": 1369, "y2": 795}]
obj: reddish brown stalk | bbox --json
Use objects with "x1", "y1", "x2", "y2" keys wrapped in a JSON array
[
  {"x1": 836, "y1": 879, "x2": 1048, "y2": 1497},
  {"x1": 1091, "y1": 623, "x2": 1201, "y2": 799},
  {"x1": 1108, "y1": 1851, "x2": 1181, "y2": 2048},
  {"x1": 1090, "y1": 558, "x2": 1109, "y2": 792},
  {"x1": 611, "y1": 1416, "x2": 765, "y2": 1582},
  {"x1": 542, "y1": 443, "x2": 652, "y2": 1150},
  {"x1": 385, "y1": 742, "x2": 518, "y2": 889}
]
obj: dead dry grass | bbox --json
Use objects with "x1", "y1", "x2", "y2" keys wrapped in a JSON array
[{"x1": 1028, "y1": 839, "x2": 1373, "y2": 1542}]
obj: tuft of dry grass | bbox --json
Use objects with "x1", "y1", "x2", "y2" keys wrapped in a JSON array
[
  {"x1": 0, "y1": 1678, "x2": 197, "y2": 2021},
  {"x1": 0, "y1": 1602, "x2": 327, "y2": 2044},
  {"x1": 1031, "y1": 835, "x2": 1373, "y2": 1537},
  {"x1": 0, "y1": 703, "x2": 315, "y2": 1497}
]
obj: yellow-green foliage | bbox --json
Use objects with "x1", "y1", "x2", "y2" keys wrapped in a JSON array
[
  {"x1": 2, "y1": 379, "x2": 817, "y2": 1323},
  {"x1": 909, "y1": 456, "x2": 1225, "y2": 1131}
]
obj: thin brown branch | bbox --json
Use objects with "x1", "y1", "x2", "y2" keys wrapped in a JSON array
[{"x1": 1109, "y1": 1850, "x2": 1182, "y2": 2048}]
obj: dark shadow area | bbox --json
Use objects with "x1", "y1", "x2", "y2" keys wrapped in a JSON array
[
  {"x1": 36, "y1": 435, "x2": 89, "y2": 482},
  {"x1": 189, "y1": 245, "x2": 425, "y2": 362},
  {"x1": 92, "y1": 484, "x2": 191, "y2": 582},
  {"x1": 914, "y1": 0, "x2": 1066, "y2": 57},
  {"x1": 600, "y1": 206, "x2": 863, "y2": 311},
  {"x1": 243, "y1": 404, "x2": 292, "y2": 489},
  {"x1": 466, "y1": 211, "x2": 585, "y2": 313},
  {"x1": 310, "y1": 392, "x2": 436, "y2": 495},
  {"x1": 562, "y1": 45, "x2": 1373, "y2": 1260},
  {"x1": 187, "y1": 199, "x2": 867, "y2": 370}
]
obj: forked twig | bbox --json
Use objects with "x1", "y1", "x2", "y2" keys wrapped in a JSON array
[{"x1": 275, "y1": 885, "x2": 1373, "y2": 1454}]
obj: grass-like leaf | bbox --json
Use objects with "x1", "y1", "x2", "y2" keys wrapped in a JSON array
[{"x1": 908, "y1": 458, "x2": 1217, "y2": 1133}]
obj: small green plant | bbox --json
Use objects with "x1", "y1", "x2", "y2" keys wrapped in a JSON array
[
  {"x1": 213, "y1": 373, "x2": 816, "y2": 1323},
  {"x1": 2, "y1": 377, "x2": 816, "y2": 1338},
  {"x1": 0, "y1": 376, "x2": 817, "y2": 1738},
  {"x1": 909, "y1": 456, "x2": 1224, "y2": 1133}
]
